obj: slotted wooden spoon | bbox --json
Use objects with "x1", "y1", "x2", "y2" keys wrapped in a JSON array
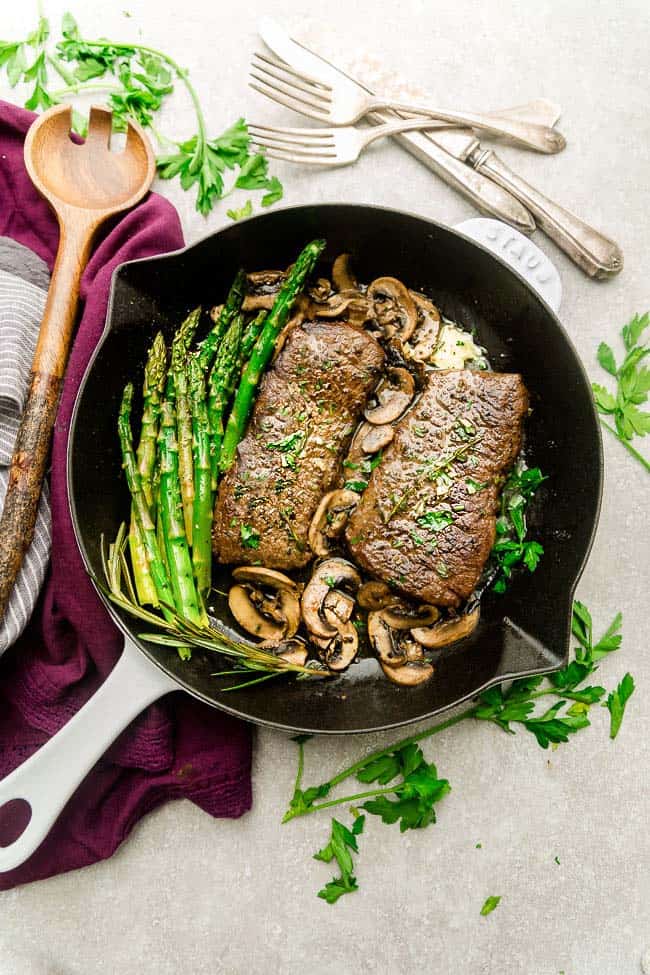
[{"x1": 0, "y1": 104, "x2": 155, "y2": 621}]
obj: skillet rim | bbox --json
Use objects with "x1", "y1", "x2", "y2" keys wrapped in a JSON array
[{"x1": 67, "y1": 202, "x2": 604, "y2": 735}]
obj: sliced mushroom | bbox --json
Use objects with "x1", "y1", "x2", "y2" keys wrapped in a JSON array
[
  {"x1": 380, "y1": 656, "x2": 434, "y2": 686},
  {"x1": 406, "y1": 292, "x2": 442, "y2": 362},
  {"x1": 357, "y1": 580, "x2": 399, "y2": 610},
  {"x1": 258, "y1": 638, "x2": 309, "y2": 668},
  {"x1": 368, "y1": 277, "x2": 418, "y2": 341},
  {"x1": 309, "y1": 277, "x2": 332, "y2": 302},
  {"x1": 243, "y1": 293, "x2": 275, "y2": 311},
  {"x1": 323, "y1": 589, "x2": 355, "y2": 627},
  {"x1": 308, "y1": 489, "x2": 360, "y2": 557},
  {"x1": 247, "y1": 269, "x2": 284, "y2": 290},
  {"x1": 361, "y1": 424, "x2": 394, "y2": 453},
  {"x1": 411, "y1": 608, "x2": 480, "y2": 648},
  {"x1": 313, "y1": 621, "x2": 359, "y2": 672},
  {"x1": 272, "y1": 296, "x2": 309, "y2": 360},
  {"x1": 382, "y1": 604, "x2": 440, "y2": 630},
  {"x1": 232, "y1": 566, "x2": 299, "y2": 592},
  {"x1": 364, "y1": 367, "x2": 415, "y2": 424},
  {"x1": 228, "y1": 568, "x2": 301, "y2": 641},
  {"x1": 301, "y1": 559, "x2": 361, "y2": 640},
  {"x1": 332, "y1": 253, "x2": 358, "y2": 292},
  {"x1": 368, "y1": 611, "x2": 407, "y2": 668}
]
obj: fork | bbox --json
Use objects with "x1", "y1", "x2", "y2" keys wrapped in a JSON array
[
  {"x1": 249, "y1": 119, "x2": 522, "y2": 167},
  {"x1": 250, "y1": 53, "x2": 565, "y2": 155}
]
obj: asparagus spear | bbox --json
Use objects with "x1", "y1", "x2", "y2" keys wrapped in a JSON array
[
  {"x1": 166, "y1": 308, "x2": 201, "y2": 545},
  {"x1": 219, "y1": 240, "x2": 326, "y2": 473},
  {"x1": 129, "y1": 332, "x2": 167, "y2": 605},
  {"x1": 207, "y1": 313, "x2": 244, "y2": 489},
  {"x1": 118, "y1": 384, "x2": 174, "y2": 611},
  {"x1": 189, "y1": 356, "x2": 213, "y2": 597},
  {"x1": 158, "y1": 397, "x2": 205, "y2": 626},
  {"x1": 196, "y1": 269, "x2": 246, "y2": 373},
  {"x1": 165, "y1": 306, "x2": 201, "y2": 401}
]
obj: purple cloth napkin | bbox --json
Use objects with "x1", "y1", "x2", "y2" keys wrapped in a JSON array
[{"x1": 0, "y1": 101, "x2": 252, "y2": 890}]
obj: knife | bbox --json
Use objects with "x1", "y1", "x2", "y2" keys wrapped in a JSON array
[
  {"x1": 258, "y1": 18, "x2": 623, "y2": 278},
  {"x1": 258, "y1": 18, "x2": 536, "y2": 235}
]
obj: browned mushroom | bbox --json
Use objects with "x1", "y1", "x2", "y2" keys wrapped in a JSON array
[
  {"x1": 411, "y1": 608, "x2": 480, "y2": 648},
  {"x1": 368, "y1": 277, "x2": 418, "y2": 341},
  {"x1": 381, "y1": 604, "x2": 440, "y2": 630},
  {"x1": 228, "y1": 567, "x2": 301, "y2": 641},
  {"x1": 361, "y1": 424, "x2": 394, "y2": 453},
  {"x1": 364, "y1": 367, "x2": 415, "y2": 424},
  {"x1": 332, "y1": 253, "x2": 358, "y2": 292},
  {"x1": 308, "y1": 489, "x2": 360, "y2": 557},
  {"x1": 315, "y1": 621, "x2": 359, "y2": 672},
  {"x1": 309, "y1": 278, "x2": 332, "y2": 302},
  {"x1": 258, "y1": 638, "x2": 309, "y2": 668},
  {"x1": 406, "y1": 292, "x2": 442, "y2": 362},
  {"x1": 323, "y1": 589, "x2": 355, "y2": 627},
  {"x1": 301, "y1": 559, "x2": 361, "y2": 640},
  {"x1": 357, "y1": 580, "x2": 400, "y2": 610},
  {"x1": 369, "y1": 610, "x2": 435, "y2": 685},
  {"x1": 242, "y1": 293, "x2": 275, "y2": 311}
]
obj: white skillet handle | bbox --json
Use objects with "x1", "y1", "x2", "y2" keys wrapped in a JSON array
[
  {"x1": 455, "y1": 217, "x2": 562, "y2": 313},
  {"x1": 0, "y1": 639, "x2": 176, "y2": 873}
]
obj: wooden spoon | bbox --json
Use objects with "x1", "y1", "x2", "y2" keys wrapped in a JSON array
[{"x1": 0, "y1": 104, "x2": 155, "y2": 621}]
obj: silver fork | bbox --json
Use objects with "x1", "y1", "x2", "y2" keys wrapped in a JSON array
[
  {"x1": 250, "y1": 52, "x2": 565, "y2": 155},
  {"x1": 249, "y1": 120, "x2": 511, "y2": 167}
]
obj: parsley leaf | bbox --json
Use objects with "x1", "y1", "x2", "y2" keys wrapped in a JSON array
[
  {"x1": 262, "y1": 175, "x2": 284, "y2": 207},
  {"x1": 226, "y1": 199, "x2": 252, "y2": 222},
  {"x1": 240, "y1": 524, "x2": 260, "y2": 549},
  {"x1": 606, "y1": 672, "x2": 635, "y2": 739},
  {"x1": 314, "y1": 818, "x2": 361, "y2": 904},
  {"x1": 490, "y1": 463, "x2": 546, "y2": 592},
  {"x1": 480, "y1": 895, "x2": 501, "y2": 916},
  {"x1": 592, "y1": 312, "x2": 650, "y2": 471},
  {"x1": 361, "y1": 746, "x2": 451, "y2": 832},
  {"x1": 418, "y1": 510, "x2": 454, "y2": 531}
]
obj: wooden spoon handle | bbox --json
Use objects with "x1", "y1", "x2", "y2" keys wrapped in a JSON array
[{"x1": 0, "y1": 217, "x2": 95, "y2": 620}]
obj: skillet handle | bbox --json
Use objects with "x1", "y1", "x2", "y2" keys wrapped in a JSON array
[
  {"x1": 455, "y1": 217, "x2": 562, "y2": 313},
  {"x1": 0, "y1": 639, "x2": 176, "y2": 873}
]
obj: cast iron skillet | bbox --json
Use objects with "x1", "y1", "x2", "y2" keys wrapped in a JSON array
[{"x1": 70, "y1": 203, "x2": 602, "y2": 734}]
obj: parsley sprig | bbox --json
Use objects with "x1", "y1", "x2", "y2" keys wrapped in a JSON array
[
  {"x1": 0, "y1": 8, "x2": 283, "y2": 217},
  {"x1": 285, "y1": 602, "x2": 633, "y2": 904},
  {"x1": 491, "y1": 464, "x2": 545, "y2": 593},
  {"x1": 592, "y1": 312, "x2": 650, "y2": 472}
]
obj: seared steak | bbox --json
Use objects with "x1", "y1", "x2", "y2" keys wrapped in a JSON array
[
  {"x1": 345, "y1": 370, "x2": 529, "y2": 607},
  {"x1": 213, "y1": 320, "x2": 385, "y2": 569}
]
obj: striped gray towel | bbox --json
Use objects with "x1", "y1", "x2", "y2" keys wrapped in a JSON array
[{"x1": 0, "y1": 238, "x2": 51, "y2": 656}]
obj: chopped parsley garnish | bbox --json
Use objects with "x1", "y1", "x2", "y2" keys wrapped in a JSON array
[
  {"x1": 267, "y1": 430, "x2": 307, "y2": 470},
  {"x1": 606, "y1": 672, "x2": 635, "y2": 739},
  {"x1": 344, "y1": 480, "x2": 368, "y2": 493},
  {"x1": 465, "y1": 477, "x2": 489, "y2": 494},
  {"x1": 240, "y1": 524, "x2": 260, "y2": 549},
  {"x1": 418, "y1": 510, "x2": 454, "y2": 532},
  {"x1": 480, "y1": 895, "x2": 501, "y2": 917},
  {"x1": 436, "y1": 562, "x2": 449, "y2": 578}
]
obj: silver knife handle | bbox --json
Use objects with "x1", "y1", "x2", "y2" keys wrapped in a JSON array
[
  {"x1": 366, "y1": 111, "x2": 536, "y2": 234},
  {"x1": 471, "y1": 149, "x2": 623, "y2": 278}
]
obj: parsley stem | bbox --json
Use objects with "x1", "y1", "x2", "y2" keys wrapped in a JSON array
[
  {"x1": 326, "y1": 708, "x2": 476, "y2": 790},
  {"x1": 600, "y1": 420, "x2": 650, "y2": 473},
  {"x1": 50, "y1": 82, "x2": 122, "y2": 98},
  {"x1": 287, "y1": 785, "x2": 402, "y2": 820}
]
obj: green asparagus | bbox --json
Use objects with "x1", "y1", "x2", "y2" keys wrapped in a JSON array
[
  {"x1": 166, "y1": 308, "x2": 201, "y2": 545},
  {"x1": 189, "y1": 356, "x2": 213, "y2": 598},
  {"x1": 158, "y1": 397, "x2": 205, "y2": 626},
  {"x1": 118, "y1": 384, "x2": 174, "y2": 611},
  {"x1": 129, "y1": 332, "x2": 167, "y2": 605},
  {"x1": 197, "y1": 269, "x2": 246, "y2": 373},
  {"x1": 207, "y1": 313, "x2": 244, "y2": 488},
  {"x1": 219, "y1": 240, "x2": 326, "y2": 473},
  {"x1": 165, "y1": 307, "x2": 201, "y2": 401}
]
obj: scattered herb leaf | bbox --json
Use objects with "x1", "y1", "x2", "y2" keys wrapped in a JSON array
[{"x1": 480, "y1": 895, "x2": 501, "y2": 917}]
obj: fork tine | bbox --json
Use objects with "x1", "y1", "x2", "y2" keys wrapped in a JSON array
[
  {"x1": 249, "y1": 69, "x2": 332, "y2": 114},
  {"x1": 251, "y1": 53, "x2": 332, "y2": 102},
  {"x1": 248, "y1": 125, "x2": 335, "y2": 148},
  {"x1": 252, "y1": 51, "x2": 332, "y2": 92},
  {"x1": 252, "y1": 146, "x2": 339, "y2": 167},
  {"x1": 250, "y1": 134, "x2": 336, "y2": 156},
  {"x1": 248, "y1": 123, "x2": 335, "y2": 138},
  {"x1": 249, "y1": 81, "x2": 330, "y2": 122}
]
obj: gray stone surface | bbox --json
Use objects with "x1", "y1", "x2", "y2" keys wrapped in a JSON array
[{"x1": 1, "y1": 1, "x2": 649, "y2": 973}]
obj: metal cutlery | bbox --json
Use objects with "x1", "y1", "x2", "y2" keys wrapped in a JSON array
[
  {"x1": 250, "y1": 51, "x2": 565, "y2": 155},
  {"x1": 258, "y1": 19, "x2": 622, "y2": 279},
  {"x1": 248, "y1": 118, "x2": 505, "y2": 167}
]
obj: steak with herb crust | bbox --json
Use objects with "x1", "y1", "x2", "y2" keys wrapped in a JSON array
[
  {"x1": 345, "y1": 369, "x2": 529, "y2": 607},
  {"x1": 213, "y1": 320, "x2": 385, "y2": 569}
]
